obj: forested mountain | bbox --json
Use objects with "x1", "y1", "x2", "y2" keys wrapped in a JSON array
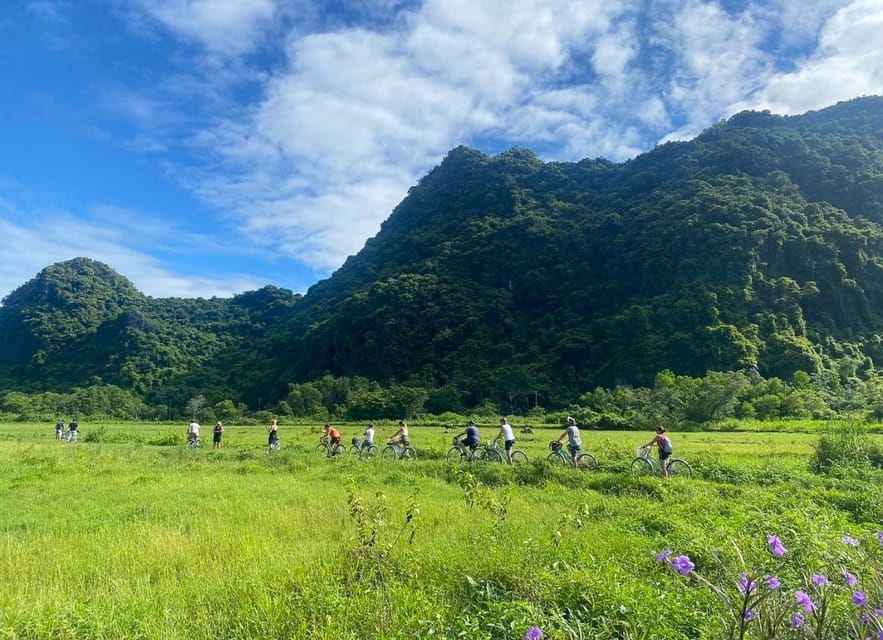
[
  {"x1": 0, "y1": 258, "x2": 301, "y2": 403},
  {"x1": 2, "y1": 97, "x2": 883, "y2": 413}
]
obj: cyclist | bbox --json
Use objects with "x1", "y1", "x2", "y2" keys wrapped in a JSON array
[
  {"x1": 323, "y1": 423, "x2": 341, "y2": 455},
  {"x1": 644, "y1": 426, "x2": 673, "y2": 477},
  {"x1": 556, "y1": 416, "x2": 581, "y2": 468},
  {"x1": 389, "y1": 420, "x2": 410, "y2": 447},
  {"x1": 266, "y1": 418, "x2": 279, "y2": 453},
  {"x1": 186, "y1": 420, "x2": 200, "y2": 445},
  {"x1": 360, "y1": 423, "x2": 375, "y2": 458},
  {"x1": 55, "y1": 420, "x2": 64, "y2": 441},
  {"x1": 492, "y1": 416, "x2": 516, "y2": 464},
  {"x1": 454, "y1": 420, "x2": 480, "y2": 455}
]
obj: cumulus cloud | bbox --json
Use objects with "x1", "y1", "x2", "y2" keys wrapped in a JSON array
[
  {"x1": 129, "y1": 0, "x2": 277, "y2": 55},
  {"x1": 736, "y1": 0, "x2": 883, "y2": 115},
  {"x1": 108, "y1": 0, "x2": 881, "y2": 286},
  {"x1": 0, "y1": 199, "x2": 265, "y2": 301}
]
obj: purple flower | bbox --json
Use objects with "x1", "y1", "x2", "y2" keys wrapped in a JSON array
[
  {"x1": 878, "y1": 631, "x2": 883, "y2": 640},
  {"x1": 524, "y1": 627, "x2": 544, "y2": 640},
  {"x1": 842, "y1": 535, "x2": 860, "y2": 547},
  {"x1": 767, "y1": 534, "x2": 787, "y2": 557},
  {"x1": 811, "y1": 574, "x2": 829, "y2": 587},
  {"x1": 874, "y1": 608, "x2": 883, "y2": 618},
  {"x1": 852, "y1": 591, "x2": 868, "y2": 607},
  {"x1": 738, "y1": 573, "x2": 757, "y2": 594},
  {"x1": 743, "y1": 609, "x2": 755, "y2": 621},
  {"x1": 795, "y1": 591, "x2": 817, "y2": 612},
  {"x1": 671, "y1": 555, "x2": 695, "y2": 576},
  {"x1": 842, "y1": 571, "x2": 858, "y2": 587},
  {"x1": 655, "y1": 549, "x2": 672, "y2": 563},
  {"x1": 791, "y1": 613, "x2": 805, "y2": 629},
  {"x1": 877, "y1": 532, "x2": 883, "y2": 547},
  {"x1": 765, "y1": 575, "x2": 781, "y2": 590},
  {"x1": 859, "y1": 614, "x2": 870, "y2": 624}
]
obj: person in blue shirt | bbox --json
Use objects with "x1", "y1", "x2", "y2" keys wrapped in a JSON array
[{"x1": 455, "y1": 420, "x2": 481, "y2": 454}]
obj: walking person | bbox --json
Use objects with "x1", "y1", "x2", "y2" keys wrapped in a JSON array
[
  {"x1": 55, "y1": 420, "x2": 64, "y2": 441},
  {"x1": 267, "y1": 418, "x2": 279, "y2": 453},
  {"x1": 212, "y1": 421, "x2": 224, "y2": 449}
]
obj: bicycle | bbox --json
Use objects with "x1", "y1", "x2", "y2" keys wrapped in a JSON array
[
  {"x1": 630, "y1": 446, "x2": 692, "y2": 478},
  {"x1": 62, "y1": 429, "x2": 78, "y2": 443},
  {"x1": 546, "y1": 441, "x2": 598, "y2": 470},
  {"x1": 380, "y1": 438, "x2": 416, "y2": 461},
  {"x1": 349, "y1": 437, "x2": 376, "y2": 459},
  {"x1": 268, "y1": 439, "x2": 280, "y2": 453},
  {"x1": 489, "y1": 441, "x2": 529, "y2": 465},
  {"x1": 186, "y1": 436, "x2": 202, "y2": 449},
  {"x1": 446, "y1": 436, "x2": 483, "y2": 463},
  {"x1": 315, "y1": 435, "x2": 346, "y2": 458}
]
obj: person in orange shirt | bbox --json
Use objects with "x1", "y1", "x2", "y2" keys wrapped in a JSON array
[{"x1": 323, "y1": 423, "x2": 341, "y2": 450}]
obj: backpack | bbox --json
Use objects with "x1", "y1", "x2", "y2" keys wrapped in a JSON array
[{"x1": 661, "y1": 437, "x2": 673, "y2": 454}]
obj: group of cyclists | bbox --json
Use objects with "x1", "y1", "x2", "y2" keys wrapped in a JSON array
[
  {"x1": 54, "y1": 419, "x2": 78, "y2": 442},
  {"x1": 185, "y1": 415, "x2": 675, "y2": 473}
]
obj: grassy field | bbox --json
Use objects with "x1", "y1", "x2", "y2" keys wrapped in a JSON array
[{"x1": 1, "y1": 422, "x2": 881, "y2": 639}]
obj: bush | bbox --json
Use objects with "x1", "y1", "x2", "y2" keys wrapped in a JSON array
[{"x1": 810, "y1": 423, "x2": 883, "y2": 474}]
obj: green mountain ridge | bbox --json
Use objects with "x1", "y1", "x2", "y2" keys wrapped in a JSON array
[{"x1": 3, "y1": 96, "x2": 883, "y2": 412}]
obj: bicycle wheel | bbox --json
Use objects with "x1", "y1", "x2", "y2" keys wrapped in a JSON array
[
  {"x1": 483, "y1": 447, "x2": 504, "y2": 463},
  {"x1": 401, "y1": 447, "x2": 417, "y2": 461},
  {"x1": 332, "y1": 444, "x2": 346, "y2": 457},
  {"x1": 380, "y1": 445, "x2": 399, "y2": 461},
  {"x1": 667, "y1": 459, "x2": 692, "y2": 478},
  {"x1": 546, "y1": 452, "x2": 567, "y2": 465},
  {"x1": 349, "y1": 445, "x2": 360, "y2": 456},
  {"x1": 577, "y1": 452, "x2": 598, "y2": 471},
  {"x1": 363, "y1": 445, "x2": 376, "y2": 459},
  {"x1": 630, "y1": 457, "x2": 653, "y2": 476},
  {"x1": 314, "y1": 443, "x2": 328, "y2": 456},
  {"x1": 511, "y1": 450, "x2": 529, "y2": 464},
  {"x1": 446, "y1": 447, "x2": 465, "y2": 463}
]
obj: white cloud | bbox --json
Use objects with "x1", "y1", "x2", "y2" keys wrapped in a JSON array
[
  {"x1": 738, "y1": 0, "x2": 883, "y2": 115},
  {"x1": 0, "y1": 200, "x2": 265, "y2": 301},
  {"x1": 108, "y1": 0, "x2": 880, "y2": 284},
  {"x1": 128, "y1": 0, "x2": 277, "y2": 55}
]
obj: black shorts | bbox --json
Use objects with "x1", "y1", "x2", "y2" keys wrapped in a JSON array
[
  {"x1": 268, "y1": 432, "x2": 278, "y2": 444},
  {"x1": 213, "y1": 433, "x2": 222, "y2": 443}
]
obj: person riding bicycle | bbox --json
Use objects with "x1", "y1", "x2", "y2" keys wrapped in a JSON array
[
  {"x1": 454, "y1": 420, "x2": 480, "y2": 454},
  {"x1": 556, "y1": 416, "x2": 581, "y2": 468},
  {"x1": 187, "y1": 420, "x2": 200, "y2": 445},
  {"x1": 389, "y1": 420, "x2": 410, "y2": 447},
  {"x1": 266, "y1": 418, "x2": 279, "y2": 453},
  {"x1": 323, "y1": 423, "x2": 341, "y2": 454},
  {"x1": 644, "y1": 426, "x2": 673, "y2": 477},
  {"x1": 360, "y1": 423, "x2": 375, "y2": 457},
  {"x1": 492, "y1": 416, "x2": 516, "y2": 464}
]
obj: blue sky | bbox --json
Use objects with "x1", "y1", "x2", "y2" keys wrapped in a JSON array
[{"x1": 1, "y1": 0, "x2": 881, "y2": 301}]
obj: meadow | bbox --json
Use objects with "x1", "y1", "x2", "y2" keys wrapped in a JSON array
[{"x1": 0, "y1": 421, "x2": 881, "y2": 639}]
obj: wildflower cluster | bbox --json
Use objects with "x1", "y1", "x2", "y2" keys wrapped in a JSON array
[{"x1": 656, "y1": 531, "x2": 883, "y2": 640}]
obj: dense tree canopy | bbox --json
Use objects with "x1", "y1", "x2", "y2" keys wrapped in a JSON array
[{"x1": 2, "y1": 97, "x2": 883, "y2": 416}]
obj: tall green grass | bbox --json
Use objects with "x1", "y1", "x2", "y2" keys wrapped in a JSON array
[{"x1": 1, "y1": 423, "x2": 881, "y2": 638}]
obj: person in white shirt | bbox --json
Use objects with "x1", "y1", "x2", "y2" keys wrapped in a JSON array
[
  {"x1": 556, "y1": 416, "x2": 581, "y2": 468},
  {"x1": 492, "y1": 417, "x2": 517, "y2": 464},
  {"x1": 360, "y1": 423, "x2": 375, "y2": 458},
  {"x1": 187, "y1": 421, "x2": 200, "y2": 444}
]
